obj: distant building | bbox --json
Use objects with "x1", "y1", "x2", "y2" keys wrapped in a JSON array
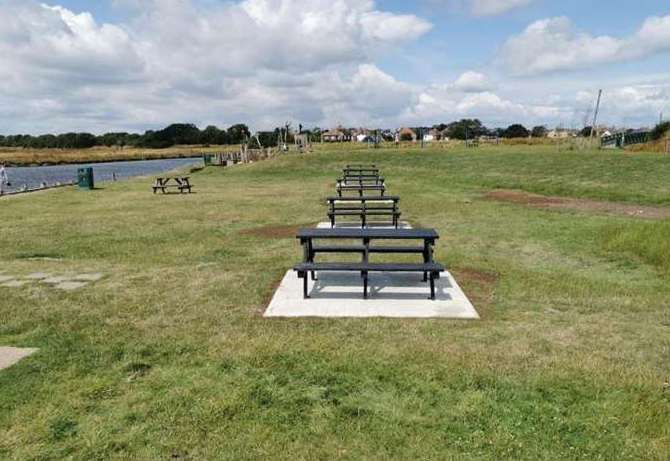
[
  {"x1": 547, "y1": 129, "x2": 576, "y2": 139},
  {"x1": 321, "y1": 128, "x2": 349, "y2": 142},
  {"x1": 423, "y1": 128, "x2": 444, "y2": 142},
  {"x1": 397, "y1": 127, "x2": 417, "y2": 142},
  {"x1": 351, "y1": 128, "x2": 375, "y2": 142}
]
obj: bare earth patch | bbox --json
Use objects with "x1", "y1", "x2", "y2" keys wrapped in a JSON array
[
  {"x1": 452, "y1": 268, "x2": 499, "y2": 316},
  {"x1": 486, "y1": 189, "x2": 670, "y2": 220}
]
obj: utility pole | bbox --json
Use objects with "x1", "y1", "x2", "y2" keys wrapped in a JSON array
[{"x1": 590, "y1": 89, "x2": 603, "y2": 141}]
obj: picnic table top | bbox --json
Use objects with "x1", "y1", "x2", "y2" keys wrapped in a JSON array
[
  {"x1": 327, "y1": 196, "x2": 399, "y2": 202},
  {"x1": 297, "y1": 228, "x2": 438, "y2": 240},
  {"x1": 338, "y1": 183, "x2": 385, "y2": 188},
  {"x1": 155, "y1": 176, "x2": 190, "y2": 180}
]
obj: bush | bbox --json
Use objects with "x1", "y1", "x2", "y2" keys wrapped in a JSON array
[{"x1": 649, "y1": 121, "x2": 670, "y2": 141}]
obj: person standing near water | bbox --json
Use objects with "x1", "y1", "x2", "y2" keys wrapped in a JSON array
[{"x1": 0, "y1": 163, "x2": 9, "y2": 196}]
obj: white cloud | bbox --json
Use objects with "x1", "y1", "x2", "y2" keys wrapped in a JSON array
[
  {"x1": 0, "y1": 0, "x2": 668, "y2": 133},
  {"x1": 471, "y1": 0, "x2": 534, "y2": 16},
  {"x1": 500, "y1": 15, "x2": 670, "y2": 75},
  {"x1": 0, "y1": 0, "x2": 431, "y2": 133},
  {"x1": 454, "y1": 71, "x2": 492, "y2": 92}
]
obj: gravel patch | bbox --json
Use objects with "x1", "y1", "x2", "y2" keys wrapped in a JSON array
[
  {"x1": 55, "y1": 281, "x2": 89, "y2": 291},
  {"x1": 73, "y1": 273, "x2": 104, "y2": 282},
  {"x1": 25, "y1": 272, "x2": 51, "y2": 280},
  {"x1": 41, "y1": 276, "x2": 71, "y2": 284},
  {"x1": 1, "y1": 280, "x2": 29, "y2": 288}
]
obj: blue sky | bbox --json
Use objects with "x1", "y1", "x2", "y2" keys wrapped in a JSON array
[{"x1": 1, "y1": 0, "x2": 669, "y2": 134}]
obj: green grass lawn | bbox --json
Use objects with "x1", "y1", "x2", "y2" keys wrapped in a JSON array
[{"x1": 1, "y1": 145, "x2": 669, "y2": 459}]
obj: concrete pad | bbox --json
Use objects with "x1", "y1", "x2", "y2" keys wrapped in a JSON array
[
  {"x1": 265, "y1": 270, "x2": 480, "y2": 319},
  {"x1": 55, "y1": 281, "x2": 88, "y2": 291},
  {"x1": 1, "y1": 280, "x2": 29, "y2": 288},
  {"x1": 25, "y1": 272, "x2": 51, "y2": 280},
  {"x1": 316, "y1": 221, "x2": 413, "y2": 229},
  {"x1": 0, "y1": 275, "x2": 15, "y2": 283},
  {"x1": 0, "y1": 347, "x2": 38, "y2": 371},
  {"x1": 72, "y1": 273, "x2": 104, "y2": 282}
]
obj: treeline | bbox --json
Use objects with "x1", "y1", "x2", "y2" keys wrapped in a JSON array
[
  {"x1": 0, "y1": 123, "x2": 251, "y2": 149},
  {"x1": 423, "y1": 119, "x2": 543, "y2": 140}
]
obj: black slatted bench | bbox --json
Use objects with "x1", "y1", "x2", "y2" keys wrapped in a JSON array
[
  {"x1": 343, "y1": 165, "x2": 379, "y2": 175},
  {"x1": 294, "y1": 228, "x2": 444, "y2": 299},
  {"x1": 337, "y1": 175, "x2": 385, "y2": 187},
  {"x1": 337, "y1": 183, "x2": 385, "y2": 197},
  {"x1": 327, "y1": 196, "x2": 400, "y2": 228}
]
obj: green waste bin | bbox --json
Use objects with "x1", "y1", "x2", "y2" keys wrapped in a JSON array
[
  {"x1": 203, "y1": 154, "x2": 213, "y2": 166},
  {"x1": 77, "y1": 167, "x2": 94, "y2": 190}
]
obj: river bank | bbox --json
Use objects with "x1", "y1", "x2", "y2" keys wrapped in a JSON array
[
  {"x1": 0, "y1": 145, "x2": 237, "y2": 167},
  {"x1": 1, "y1": 157, "x2": 203, "y2": 195}
]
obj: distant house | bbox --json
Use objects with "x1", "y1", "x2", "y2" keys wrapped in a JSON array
[
  {"x1": 397, "y1": 127, "x2": 417, "y2": 142},
  {"x1": 351, "y1": 128, "x2": 374, "y2": 142},
  {"x1": 322, "y1": 128, "x2": 349, "y2": 142},
  {"x1": 547, "y1": 129, "x2": 575, "y2": 139},
  {"x1": 423, "y1": 128, "x2": 443, "y2": 142}
]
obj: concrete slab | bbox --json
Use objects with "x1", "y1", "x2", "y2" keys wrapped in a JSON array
[
  {"x1": 316, "y1": 221, "x2": 413, "y2": 229},
  {"x1": 72, "y1": 273, "x2": 104, "y2": 282},
  {"x1": 0, "y1": 347, "x2": 38, "y2": 371},
  {"x1": 265, "y1": 270, "x2": 480, "y2": 319},
  {"x1": 55, "y1": 281, "x2": 88, "y2": 291},
  {"x1": 1, "y1": 280, "x2": 29, "y2": 288}
]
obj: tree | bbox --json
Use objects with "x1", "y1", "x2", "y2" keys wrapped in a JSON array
[
  {"x1": 227, "y1": 124, "x2": 251, "y2": 144},
  {"x1": 503, "y1": 124, "x2": 529, "y2": 139},
  {"x1": 650, "y1": 121, "x2": 670, "y2": 141},
  {"x1": 531, "y1": 126, "x2": 547, "y2": 138},
  {"x1": 580, "y1": 126, "x2": 593, "y2": 137},
  {"x1": 200, "y1": 125, "x2": 225, "y2": 145},
  {"x1": 446, "y1": 119, "x2": 487, "y2": 140}
]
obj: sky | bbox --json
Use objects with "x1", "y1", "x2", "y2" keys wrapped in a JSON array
[{"x1": 1, "y1": 0, "x2": 669, "y2": 134}]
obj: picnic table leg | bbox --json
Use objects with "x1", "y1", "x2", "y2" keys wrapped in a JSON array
[
  {"x1": 429, "y1": 274, "x2": 436, "y2": 300},
  {"x1": 362, "y1": 271, "x2": 368, "y2": 299},
  {"x1": 308, "y1": 239, "x2": 317, "y2": 281},
  {"x1": 303, "y1": 273, "x2": 310, "y2": 299},
  {"x1": 423, "y1": 243, "x2": 429, "y2": 282}
]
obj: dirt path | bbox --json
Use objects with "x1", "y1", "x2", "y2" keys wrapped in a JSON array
[{"x1": 486, "y1": 189, "x2": 670, "y2": 220}]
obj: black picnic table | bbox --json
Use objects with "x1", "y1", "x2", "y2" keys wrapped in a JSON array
[
  {"x1": 326, "y1": 195, "x2": 400, "y2": 228},
  {"x1": 337, "y1": 175, "x2": 385, "y2": 186},
  {"x1": 152, "y1": 176, "x2": 192, "y2": 194},
  {"x1": 295, "y1": 228, "x2": 443, "y2": 299},
  {"x1": 337, "y1": 183, "x2": 385, "y2": 197}
]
